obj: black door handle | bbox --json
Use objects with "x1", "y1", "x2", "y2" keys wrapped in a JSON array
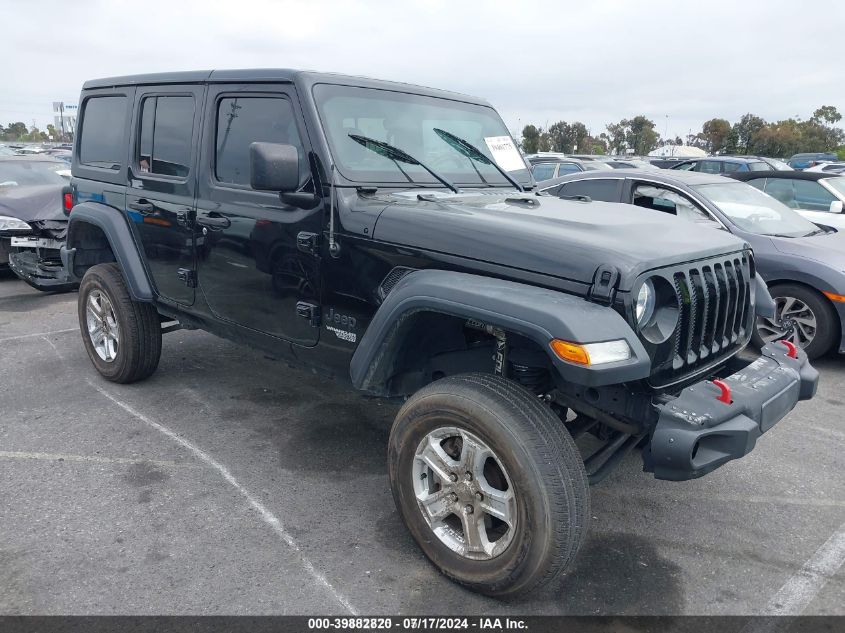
[
  {"x1": 128, "y1": 200, "x2": 154, "y2": 214},
  {"x1": 197, "y1": 215, "x2": 231, "y2": 229}
]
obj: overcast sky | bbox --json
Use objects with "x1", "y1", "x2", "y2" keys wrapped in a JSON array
[{"x1": 3, "y1": 0, "x2": 843, "y2": 140}]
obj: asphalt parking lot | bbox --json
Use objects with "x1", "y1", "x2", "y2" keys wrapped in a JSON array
[{"x1": 1, "y1": 272, "x2": 843, "y2": 616}]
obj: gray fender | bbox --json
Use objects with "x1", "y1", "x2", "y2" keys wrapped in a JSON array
[
  {"x1": 65, "y1": 202, "x2": 154, "y2": 301},
  {"x1": 350, "y1": 270, "x2": 651, "y2": 393},
  {"x1": 754, "y1": 275, "x2": 776, "y2": 319}
]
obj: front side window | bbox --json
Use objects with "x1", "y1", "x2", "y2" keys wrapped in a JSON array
[
  {"x1": 793, "y1": 179, "x2": 837, "y2": 211},
  {"x1": 313, "y1": 84, "x2": 530, "y2": 187},
  {"x1": 748, "y1": 162, "x2": 770, "y2": 171},
  {"x1": 79, "y1": 95, "x2": 128, "y2": 170},
  {"x1": 823, "y1": 176, "x2": 845, "y2": 198},
  {"x1": 674, "y1": 161, "x2": 696, "y2": 171},
  {"x1": 215, "y1": 96, "x2": 304, "y2": 186},
  {"x1": 632, "y1": 184, "x2": 717, "y2": 224},
  {"x1": 693, "y1": 182, "x2": 818, "y2": 237},
  {"x1": 763, "y1": 178, "x2": 796, "y2": 207},
  {"x1": 722, "y1": 162, "x2": 742, "y2": 173},
  {"x1": 137, "y1": 96, "x2": 194, "y2": 177}
]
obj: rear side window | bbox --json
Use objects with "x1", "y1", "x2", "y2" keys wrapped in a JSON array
[
  {"x1": 698, "y1": 161, "x2": 722, "y2": 174},
  {"x1": 558, "y1": 179, "x2": 619, "y2": 202},
  {"x1": 138, "y1": 96, "x2": 194, "y2": 177},
  {"x1": 748, "y1": 162, "x2": 770, "y2": 171},
  {"x1": 556, "y1": 162, "x2": 582, "y2": 175},
  {"x1": 722, "y1": 162, "x2": 742, "y2": 173},
  {"x1": 531, "y1": 164, "x2": 556, "y2": 181},
  {"x1": 215, "y1": 96, "x2": 303, "y2": 186},
  {"x1": 79, "y1": 96, "x2": 128, "y2": 169}
]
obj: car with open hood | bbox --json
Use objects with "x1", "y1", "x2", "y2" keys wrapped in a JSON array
[{"x1": 62, "y1": 69, "x2": 816, "y2": 597}]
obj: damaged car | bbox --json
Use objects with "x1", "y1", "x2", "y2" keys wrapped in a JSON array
[{"x1": 0, "y1": 156, "x2": 77, "y2": 291}]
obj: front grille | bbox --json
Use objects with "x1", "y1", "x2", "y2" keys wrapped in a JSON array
[{"x1": 647, "y1": 252, "x2": 753, "y2": 387}]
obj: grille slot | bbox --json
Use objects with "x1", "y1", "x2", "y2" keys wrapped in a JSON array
[{"x1": 646, "y1": 253, "x2": 753, "y2": 386}]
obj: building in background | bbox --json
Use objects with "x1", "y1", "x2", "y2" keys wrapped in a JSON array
[{"x1": 52, "y1": 102, "x2": 77, "y2": 140}]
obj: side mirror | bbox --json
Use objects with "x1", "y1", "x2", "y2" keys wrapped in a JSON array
[
  {"x1": 249, "y1": 142, "x2": 299, "y2": 193},
  {"x1": 829, "y1": 200, "x2": 843, "y2": 214}
]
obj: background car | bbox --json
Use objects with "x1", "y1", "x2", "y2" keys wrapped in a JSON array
[
  {"x1": 671, "y1": 156, "x2": 771, "y2": 174},
  {"x1": 788, "y1": 152, "x2": 839, "y2": 169},
  {"x1": 735, "y1": 155, "x2": 794, "y2": 171},
  {"x1": 805, "y1": 161, "x2": 845, "y2": 174},
  {"x1": 537, "y1": 169, "x2": 845, "y2": 358},
  {"x1": 526, "y1": 156, "x2": 610, "y2": 180},
  {"x1": 0, "y1": 156, "x2": 75, "y2": 290},
  {"x1": 728, "y1": 170, "x2": 845, "y2": 229}
]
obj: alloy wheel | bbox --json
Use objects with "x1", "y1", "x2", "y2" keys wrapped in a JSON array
[
  {"x1": 756, "y1": 295, "x2": 817, "y2": 348},
  {"x1": 86, "y1": 289, "x2": 120, "y2": 362},
  {"x1": 412, "y1": 426, "x2": 516, "y2": 560}
]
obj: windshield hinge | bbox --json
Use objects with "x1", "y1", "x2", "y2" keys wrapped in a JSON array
[
  {"x1": 589, "y1": 265, "x2": 619, "y2": 306},
  {"x1": 177, "y1": 268, "x2": 197, "y2": 288}
]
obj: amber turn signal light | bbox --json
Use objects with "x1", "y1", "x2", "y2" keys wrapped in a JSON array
[
  {"x1": 549, "y1": 340, "x2": 590, "y2": 365},
  {"x1": 823, "y1": 291, "x2": 845, "y2": 303}
]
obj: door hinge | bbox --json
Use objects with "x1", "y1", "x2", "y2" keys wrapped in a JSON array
[
  {"x1": 296, "y1": 301, "x2": 321, "y2": 327},
  {"x1": 176, "y1": 209, "x2": 190, "y2": 226},
  {"x1": 177, "y1": 268, "x2": 197, "y2": 288},
  {"x1": 296, "y1": 231, "x2": 320, "y2": 255},
  {"x1": 589, "y1": 264, "x2": 619, "y2": 305}
]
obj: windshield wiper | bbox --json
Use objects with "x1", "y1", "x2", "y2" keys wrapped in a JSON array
[
  {"x1": 348, "y1": 134, "x2": 459, "y2": 193},
  {"x1": 805, "y1": 228, "x2": 828, "y2": 237},
  {"x1": 433, "y1": 128, "x2": 525, "y2": 192}
]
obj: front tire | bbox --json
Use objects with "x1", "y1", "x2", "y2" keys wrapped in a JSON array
[
  {"x1": 78, "y1": 263, "x2": 162, "y2": 383},
  {"x1": 753, "y1": 283, "x2": 838, "y2": 360},
  {"x1": 388, "y1": 373, "x2": 589, "y2": 597}
]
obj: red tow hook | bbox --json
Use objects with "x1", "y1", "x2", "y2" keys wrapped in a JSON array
[
  {"x1": 781, "y1": 340, "x2": 798, "y2": 359},
  {"x1": 712, "y1": 379, "x2": 733, "y2": 404}
]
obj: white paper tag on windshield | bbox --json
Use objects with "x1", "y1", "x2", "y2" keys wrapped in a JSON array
[{"x1": 484, "y1": 136, "x2": 525, "y2": 172}]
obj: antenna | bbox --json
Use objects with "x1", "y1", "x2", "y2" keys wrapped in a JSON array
[{"x1": 328, "y1": 164, "x2": 341, "y2": 258}]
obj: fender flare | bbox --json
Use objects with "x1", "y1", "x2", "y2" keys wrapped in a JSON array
[
  {"x1": 65, "y1": 202, "x2": 155, "y2": 301},
  {"x1": 350, "y1": 269, "x2": 651, "y2": 393}
]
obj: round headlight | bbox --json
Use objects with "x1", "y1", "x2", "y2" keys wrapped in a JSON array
[{"x1": 636, "y1": 279, "x2": 656, "y2": 325}]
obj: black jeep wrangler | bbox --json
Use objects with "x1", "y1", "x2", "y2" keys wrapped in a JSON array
[{"x1": 64, "y1": 69, "x2": 818, "y2": 597}]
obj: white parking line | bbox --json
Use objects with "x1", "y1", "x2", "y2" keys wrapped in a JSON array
[
  {"x1": 742, "y1": 520, "x2": 845, "y2": 632},
  {"x1": 0, "y1": 327, "x2": 78, "y2": 343},
  {"x1": 87, "y1": 379, "x2": 359, "y2": 615}
]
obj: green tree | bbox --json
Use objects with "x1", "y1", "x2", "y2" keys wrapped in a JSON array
[
  {"x1": 811, "y1": 105, "x2": 842, "y2": 125},
  {"x1": 698, "y1": 118, "x2": 731, "y2": 154},
  {"x1": 4, "y1": 121, "x2": 28, "y2": 140},
  {"x1": 547, "y1": 121, "x2": 570, "y2": 152},
  {"x1": 733, "y1": 114, "x2": 766, "y2": 153},
  {"x1": 521, "y1": 124, "x2": 541, "y2": 154},
  {"x1": 605, "y1": 121, "x2": 627, "y2": 154}
]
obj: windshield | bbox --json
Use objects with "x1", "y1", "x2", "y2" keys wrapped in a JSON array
[
  {"x1": 825, "y1": 177, "x2": 845, "y2": 198},
  {"x1": 0, "y1": 160, "x2": 67, "y2": 188},
  {"x1": 693, "y1": 182, "x2": 820, "y2": 237},
  {"x1": 313, "y1": 84, "x2": 531, "y2": 187}
]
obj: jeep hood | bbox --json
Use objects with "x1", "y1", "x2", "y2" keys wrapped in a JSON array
[{"x1": 370, "y1": 191, "x2": 748, "y2": 290}]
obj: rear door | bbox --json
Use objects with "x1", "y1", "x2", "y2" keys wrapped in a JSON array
[{"x1": 126, "y1": 85, "x2": 204, "y2": 306}]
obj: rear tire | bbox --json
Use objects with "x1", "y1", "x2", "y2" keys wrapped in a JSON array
[
  {"x1": 388, "y1": 373, "x2": 589, "y2": 597},
  {"x1": 78, "y1": 263, "x2": 162, "y2": 383},
  {"x1": 753, "y1": 283, "x2": 837, "y2": 360}
]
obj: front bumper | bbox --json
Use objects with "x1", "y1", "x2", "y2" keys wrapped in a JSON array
[
  {"x1": 645, "y1": 342, "x2": 818, "y2": 481},
  {"x1": 8, "y1": 249, "x2": 77, "y2": 292}
]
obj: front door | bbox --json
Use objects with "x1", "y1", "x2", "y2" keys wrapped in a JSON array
[
  {"x1": 195, "y1": 84, "x2": 322, "y2": 346},
  {"x1": 126, "y1": 85, "x2": 204, "y2": 306}
]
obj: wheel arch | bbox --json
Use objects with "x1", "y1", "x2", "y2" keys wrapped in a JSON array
[
  {"x1": 64, "y1": 202, "x2": 155, "y2": 302},
  {"x1": 350, "y1": 269, "x2": 652, "y2": 396}
]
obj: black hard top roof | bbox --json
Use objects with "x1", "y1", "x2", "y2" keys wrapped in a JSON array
[
  {"x1": 82, "y1": 69, "x2": 490, "y2": 106},
  {"x1": 729, "y1": 170, "x2": 839, "y2": 182}
]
